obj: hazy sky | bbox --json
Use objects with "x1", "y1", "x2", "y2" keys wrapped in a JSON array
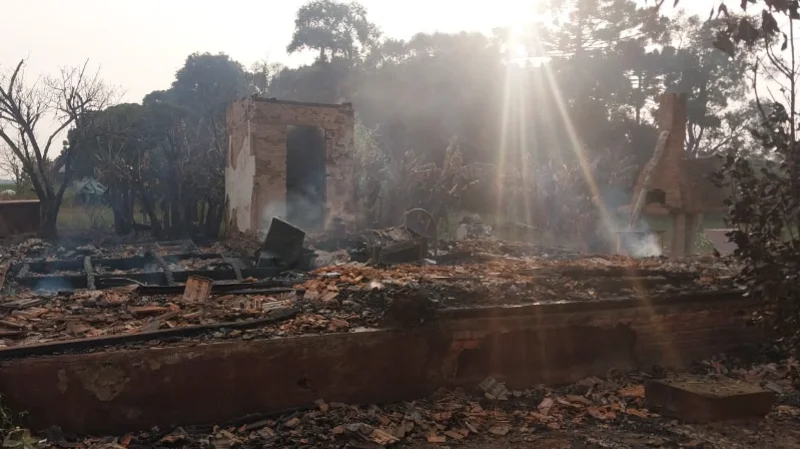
[{"x1": 3, "y1": 0, "x2": 711, "y2": 104}]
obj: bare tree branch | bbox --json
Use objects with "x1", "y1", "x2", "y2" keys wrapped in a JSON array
[{"x1": 0, "y1": 58, "x2": 111, "y2": 238}]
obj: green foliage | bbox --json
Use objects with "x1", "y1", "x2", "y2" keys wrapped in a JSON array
[
  {"x1": 693, "y1": 232, "x2": 715, "y2": 253},
  {"x1": 65, "y1": 0, "x2": 755, "y2": 247},
  {"x1": 266, "y1": 0, "x2": 755, "y2": 247},
  {"x1": 270, "y1": 59, "x2": 352, "y2": 103},
  {"x1": 703, "y1": 0, "x2": 800, "y2": 352},
  {"x1": 660, "y1": 15, "x2": 752, "y2": 156},
  {"x1": 287, "y1": 0, "x2": 380, "y2": 62},
  {"x1": 1, "y1": 429, "x2": 41, "y2": 449},
  {"x1": 546, "y1": 0, "x2": 670, "y2": 55},
  {"x1": 0, "y1": 396, "x2": 17, "y2": 435},
  {"x1": 714, "y1": 105, "x2": 800, "y2": 351},
  {"x1": 0, "y1": 395, "x2": 35, "y2": 449},
  {"x1": 167, "y1": 52, "x2": 250, "y2": 119},
  {"x1": 72, "y1": 52, "x2": 249, "y2": 237},
  {"x1": 271, "y1": 0, "x2": 752, "y2": 176},
  {"x1": 355, "y1": 121, "x2": 477, "y2": 229}
]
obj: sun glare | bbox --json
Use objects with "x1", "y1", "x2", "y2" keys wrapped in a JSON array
[
  {"x1": 496, "y1": 20, "x2": 620, "y2": 248},
  {"x1": 512, "y1": 44, "x2": 529, "y2": 60},
  {"x1": 492, "y1": 10, "x2": 678, "y2": 365}
]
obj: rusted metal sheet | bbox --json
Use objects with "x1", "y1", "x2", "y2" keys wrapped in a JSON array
[
  {"x1": 0, "y1": 200, "x2": 39, "y2": 236},
  {"x1": 0, "y1": 292, "x2": 762, "y2": 434}
]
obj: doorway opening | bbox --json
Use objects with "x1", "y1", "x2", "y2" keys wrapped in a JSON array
[{"x1": 285, "y1": 125, "x2": 327, "y2": 230}]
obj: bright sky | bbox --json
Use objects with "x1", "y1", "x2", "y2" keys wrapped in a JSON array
[{"x1": 3, "y1": 0, "x2": 710, "y2": 104}]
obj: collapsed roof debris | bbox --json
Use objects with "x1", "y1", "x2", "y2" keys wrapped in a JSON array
[
  {"x1": 0, "y1": 217, "x2": 767, "y2": 444},
  {"x1": 0, "y1": 222, "x2": 740, "y2": 352}
]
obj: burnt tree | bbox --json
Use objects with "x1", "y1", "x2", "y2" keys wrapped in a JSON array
[{"x1": 0, "y1": 59, "x2": 110, "y2": 238}]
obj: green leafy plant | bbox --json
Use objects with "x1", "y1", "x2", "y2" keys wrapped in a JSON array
[
  {"x1": 705, "y1": 0, "x2": 800, "y2": 354},
  {"x1": 2, "y1": 429, "x2": 43, "y2": 449},
  {"x1": 714, "y1": 105, "x2": 800, "y2": 353}
]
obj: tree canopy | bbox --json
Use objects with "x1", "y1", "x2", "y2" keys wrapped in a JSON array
[
  {"x1": 287, "y1": 0, "x2": 381, "y2": 62},
  {"x1": 63, "y1": 0, "x2": 754, "y2": 243}
]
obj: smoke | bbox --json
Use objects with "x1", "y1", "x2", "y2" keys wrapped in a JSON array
[
  {"x1": 286, "y1": 185, "x2": 325, "y2": 229},
  {"x1": 34, "y1": 277, "x2": 73, "y2": 292},
  {"x1": 259, "y1": 185, "x2": 325, "y2": 236},
  {"x1": 620, "y1": 220, "x2": 663, "y2": 258},
  {"x1": 144, "y1": 263, "x2": 160, "y2": 273},
  {"x1": 627, "y1": 233, "x2": 663, "y2": 258},
  {"x1": 259, "y1": 201, "x2": 286, "y2": 238}
]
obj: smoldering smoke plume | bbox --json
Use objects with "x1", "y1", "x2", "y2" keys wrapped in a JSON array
[
  {"x1": 259, "y1": 202, "x2": 286, "y2": 240},
  {"x1": 628, "y1": 233, "x2": 663, "y2": 258},
  {"x1": 34, "y1": 277, "x2": 73, "y2": 292},
  {"x1": 259, "y1": 185, "x2": 325, "y2": 235},
  {"x1": 623, "y1": 220, "x2": 663, "y2": 258}
]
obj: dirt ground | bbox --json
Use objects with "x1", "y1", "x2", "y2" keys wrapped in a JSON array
[
  {"x1": 54, "y1": 357, "x2": 800, "y2": 449},
  {"x1": 406, "y1": 416, "x2": 800, "y2": 448}
]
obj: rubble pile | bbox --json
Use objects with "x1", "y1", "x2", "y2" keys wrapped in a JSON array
[
  {"x1": 6, "y1": 239, "x2": 204, "y2": 263},
  {"x1": 0, "y1": 286, "x2": 299, "y2": 348},
  {"x1": 31, "y1": 357, "x2": 800, "y2": 449},
  {"x1": 0, "y1": 235, "x2": 741, "y2": 350},
  {"x1": 0, "y1": 230, "x2": 786, "y2": 449},
  {"x1": 303, "y1": 251, "x2": 738, "y2": 309}
]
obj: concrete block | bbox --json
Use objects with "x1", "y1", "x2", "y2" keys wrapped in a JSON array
[{"x1": 645, "y1": 375, "x2": 774, "y2": 422}]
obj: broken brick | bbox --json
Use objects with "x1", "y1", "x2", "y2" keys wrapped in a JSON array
[
  {"x1": 480, "y1": 376, "x2": 510, "y2": 400},
  {"x1": 619, "y1": 385, "x2": 645, "y2": 398},
  {"x1": 315, "y1": 399, "x2": 329, "y2": 412},
  {"x1": 183, "y1": 276, "x2": 212, "y2": 302},
  {"x1": 444, "y1": 429, "x2": 468, "y2": 440},
  {"x1": 426, "y1": 433, "x2": 446, "y2": 443},
  {"x1": 488, "y1": 424, "x2": 510, "y2": 436},
  {"x1": 369, "y1": 428, "x2": 398, "y2": 445},
  {"x1": 128, "y1": 306, "x2": 170, "y2": 316},
  {"x1": 645, "y1": 375, "x2": 775, "y2": 422},
  {"x1": 284, "y1": 417, "x2": 301, "y2": 428}
]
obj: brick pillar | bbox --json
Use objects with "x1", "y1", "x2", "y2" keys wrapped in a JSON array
[
  {"x1": 684, "y1": 213, "x2": 697, "y2": 256},
  {"x1": 672, "y1": 213, "x2": 687, "y2": 257},
  {"x1": 657, "y1": 93, "x2": 689, "y2": 212}
]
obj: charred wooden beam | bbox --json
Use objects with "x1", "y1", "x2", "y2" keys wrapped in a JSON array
[
  {"x1": 137, "y1": 279, "x2": 299, "y2": 295},
  {"x1": 0, "y1": 307, "x2": 299, "y2": 360},
  {"x1": 150, "y1": 250, "x2": 175, "y2": 286},
  {"x1": 224, "y1": 255, "x2": 244, "y2": 281},
  {"x1": 17, "y1": 263, "x2": 29, "y2": 278}
]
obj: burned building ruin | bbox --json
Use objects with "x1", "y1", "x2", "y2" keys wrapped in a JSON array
[
  {"x1": 225, "y1": 97, "x2": 356, "y2": 234},
  {"x1": 629, "y1": 93, "x2": 731, "y2": 256}
]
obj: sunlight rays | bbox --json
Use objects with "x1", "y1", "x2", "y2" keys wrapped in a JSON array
[{"x1": 495, "y1": 25, "x2": 682, "y2": 369}]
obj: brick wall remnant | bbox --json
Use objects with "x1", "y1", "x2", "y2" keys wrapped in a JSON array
[{"x1": 225, "y1": 97, "x2": 356, "y2": 234}]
